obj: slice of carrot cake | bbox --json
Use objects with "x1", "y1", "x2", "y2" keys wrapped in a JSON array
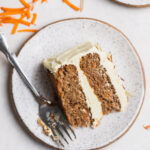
[{"x1": 43, "y1": 42, "x2": 128, "y2": 128}]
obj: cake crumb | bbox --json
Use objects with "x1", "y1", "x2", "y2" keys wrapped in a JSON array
[
  {"x1": 95, "y1": 43, "x2": 102, "y2": 51},
  {"x1": 125, "y1": 91, "x2": 132, "y2": 97},
  {"x1": 37, "y1": 117, "x2": 52, "y2": 136},
  {"x1": 107, "y1": 53, "x2": 112, "y2": 62}
]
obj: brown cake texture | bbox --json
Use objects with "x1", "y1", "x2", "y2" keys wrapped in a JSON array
[
  {"x1": 80, "y1": 53, "x2": 121, "y2": 114},
  {"x1": 48, "y1": 65, "x2": 90, "y2": 128}
]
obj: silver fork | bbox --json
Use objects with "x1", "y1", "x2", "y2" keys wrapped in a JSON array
[{"x1": 0, "y1": 33, "x2": 76, "y2": 147}]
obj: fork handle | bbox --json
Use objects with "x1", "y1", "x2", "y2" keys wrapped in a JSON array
[{"x1": 0, "y1": 33, "x2": 41, "y2": 101}]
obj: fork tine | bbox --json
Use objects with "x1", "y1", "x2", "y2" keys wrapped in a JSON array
[
  {"x1": 66, "y1": 124, "x2": 76, "y2": 139},
  {"x1": 56, "y1": 125, "x2": 69, "y2": 144},
  {"x1": 63, "y1": 119, "x2": 76, "y2": 139},
  {"x1": 50, "y1": 126, "x2": 64, "y2": 147},
  {"x1": 50, "y1": 126, "x2": 58, "y2": 137},
  {"x1": 58, "y1": 139, "x2": 64, "y2": 147},
  {"x1": 61, "y1": 124, "x2": 73, "y2": 141}
]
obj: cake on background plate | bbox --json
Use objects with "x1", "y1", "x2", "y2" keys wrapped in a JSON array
[{"x1": 43, "y1": 42, "x2": 128, "y2": 128}]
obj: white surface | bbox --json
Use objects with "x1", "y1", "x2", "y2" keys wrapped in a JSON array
[
  {"x1": 11, "y1": 18, "x2": 143, "y2": 149},
  {"x1": 114, "y1": 0, "x2": 150, "y2": 6},
  {"x1": 0, "y1": 0, "x2": 150, "y2": 150}
]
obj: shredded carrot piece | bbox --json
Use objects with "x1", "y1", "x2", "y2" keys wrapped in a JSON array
[
  {"x1": 19, "y1": 0, "x2": 31, "y2": 8},
  {"x1": 31, "y1": 4, "x2": 34, "y2": 11},
  {"x1": 1, "y1": 17, "x2": 30, "y2": 26},
  {"x1": 0, "y1": 10, "x2": 26, "y2": 16},
  {"x1": 33, "y1": 0, "x2": 38, "y2": 2},
  {"x1": 31, "y1": 13, "x2": 37, "y2": 24},
  {"x1": 1, "y1": 7, "x2": 25, "y2": 12},
  {"x1": 41, "y1": 0, "x2": 47, "y2": 3},
  {"x1": 144, "y1": 125, "x2": 150, "y2": 130},
  {"x1": 26, "y1": 9, "x2": 31, "y2": 19},
  {"x1": 11, "y1": 14, "x2": 26, "y2": 34},
  {"x1": 16, "y1": 19, "x2": 31, "y2": 26},
  {"x1": 63, "y1": 0, "x2": 80, "y2": 11},
  {"x1": 0, "y1": 0, "x2": 48, "y2": 35},
  {"x1": 12, "y1": 23, "x2": 19, "y2": 34},
  {"x1": 17, "y1": 29, "x2": 38, "y2": 32}
]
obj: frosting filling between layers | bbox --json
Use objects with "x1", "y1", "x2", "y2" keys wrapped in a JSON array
[
  {"x1": 76, "y1": 66, "x2": 103, "y2": 127},
  {"x1": 43, "y1": 42, "x2": 128, "y2": 127}
]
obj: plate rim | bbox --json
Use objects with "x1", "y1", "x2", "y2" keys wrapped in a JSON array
[
  {"x1": 9, "y1": 17, "x2": 146, "y2": 150},
  {"x1": 112, "y1": 0, "x2": 150, "y2": 7}
]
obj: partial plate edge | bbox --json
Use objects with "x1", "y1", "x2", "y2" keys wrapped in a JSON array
[{"x1": 112, "y1": 0, "x2": 150, "y2": 7}]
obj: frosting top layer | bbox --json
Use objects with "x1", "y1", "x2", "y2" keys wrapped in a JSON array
[{"x1": 43, "y1": 42, "x2": 94, "y2": 73}]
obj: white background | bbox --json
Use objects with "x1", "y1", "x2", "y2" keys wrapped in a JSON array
[{"x1": 0, "y1": 0, "x2": 150, "y2": 150}]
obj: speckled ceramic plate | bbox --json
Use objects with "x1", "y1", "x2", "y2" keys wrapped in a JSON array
[
  {"x1": 10, "y1": 18, "x2": 145, "y2": 150},
  {"x1": 112, "y1": 0, "x2": 150, "y2": 7}
]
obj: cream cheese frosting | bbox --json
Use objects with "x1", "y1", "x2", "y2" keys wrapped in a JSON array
[{"x1": 43, "y1": 42, "x2": 128, "y2": 127}]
